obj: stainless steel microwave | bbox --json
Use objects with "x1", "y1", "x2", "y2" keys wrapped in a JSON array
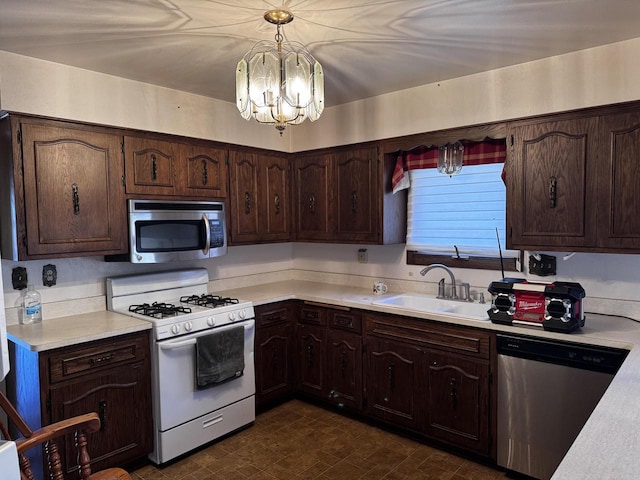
[{"x1": 128, "y1": 200, "x2": 227, "y2": 263}]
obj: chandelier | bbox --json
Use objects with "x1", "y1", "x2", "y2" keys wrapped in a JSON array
[
  {"x1": 236, "y1": 9, "x2": 324, "y2": 134},
  {"x1": 438, "y1": 141, "x2": 464, "y2": 177}
]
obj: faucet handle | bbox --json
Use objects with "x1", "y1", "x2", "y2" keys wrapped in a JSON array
[
  {"x1": 479, "y1": 292, "x2": 486, "y2": 304},
  {"x1": 460, "y1": 282, "x2": 471, "y2": 302},
  {"x1": 437, "y1": 278, "x2": 446, "y2": 298}
]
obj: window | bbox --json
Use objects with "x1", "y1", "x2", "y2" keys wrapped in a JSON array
[{"x1": 394, "y1": 139, "x2": 520, "y2": 271}]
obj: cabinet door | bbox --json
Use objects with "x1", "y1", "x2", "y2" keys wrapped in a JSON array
[
  {"x1": 180, "y1": 144, "x2": 227, "y2": 198},
  {"x1": 49, "y1": 362, "x2": 152, "y2": 478},
  {"x1": 293, "y1": 154, "x2": 332, "y2": 240},
  {"x1": 364, "y1": 337, "x2": 424, "y2": 432},
  {"x1": 426, "y1": 352, "x2": 490, "y2": 456},
  {"x1": 255, "y1": 302, "x2": 292, "y2": 409},
  {"x1": 598, "y1": 112, "x2": 640, "y2": 249},
  {"x1": 228, "y1": 150, "x2": 260, "y2": 243},
  {"x1": 20, "y1": 122, "x2": 126, "y2": 257},
  {"x1": 507, "y1": 118, "x2": 598, "y2": 249},
  {"x1": 297, "y1": 323, "x2": 327, "y2": 398},
  {"x1": 261, "y1": 154, "x2": 290, "y2": 241},
  {"x1": 334, "y1": 146, "x2": 379, "y2": 242},
  {"x1": 327, "y1": 329, "x2": 362, "y2": 411},
  {"x1": 123, "y1": 135, "x2": 176, "y2": 195}
]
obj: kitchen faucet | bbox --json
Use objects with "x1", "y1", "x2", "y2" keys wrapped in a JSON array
[{"x1": 420, "y1": 263, "x2": 458, "y2": 300}]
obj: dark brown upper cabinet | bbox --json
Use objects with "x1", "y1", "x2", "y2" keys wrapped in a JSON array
[
  {"x1": 228, "y1": 150, "x2": 290, "y2": 244},
  {"x1": 0, "y1": 116, "x2": 127, "y2": 260},
  {"x1": 506, "y1": 102, "x2": 640, "y2": 253},
  {"x1": 123, "y1": 135, "x2": 227, "y2": 198}
]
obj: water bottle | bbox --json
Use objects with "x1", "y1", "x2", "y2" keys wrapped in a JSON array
[{"x1": 22, "y1": 284, "x2": 43, "y2": 324}]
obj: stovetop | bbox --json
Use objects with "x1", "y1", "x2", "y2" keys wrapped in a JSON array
[{"x1": 106, "y1": 269, "x2": 255, "y2": 340}]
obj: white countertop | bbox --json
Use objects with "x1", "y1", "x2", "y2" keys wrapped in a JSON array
[
  {"x1": 219, "y1": 280, "x2": 640, "y2": 480},
  {"x1": 7, "y1": 310, "x2": 151, "y2": 352},
  {"x1": 7, "y1": 279, "x2": 640, "y2": 478}
]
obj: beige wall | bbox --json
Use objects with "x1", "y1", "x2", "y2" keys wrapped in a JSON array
[{"x1": 2, "y1": 37, "x2": 640, "y2": 152}]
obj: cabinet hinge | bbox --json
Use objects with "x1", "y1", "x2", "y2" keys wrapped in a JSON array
[
  {"x1": 121, "y1": 138, "x2": 125, "y2": 154},
  {"x1": 225, "y1": 152, "x2": 229, "y2": 165},
  {"x1": 510, "y1": 134, "x2": 514, "y2": 147},
  {"x1": 489, "y1": 371, "x2": 493, "y2": 385},
  {"x1": 45, "y1": 396, "x2": 51, "y2": 414},
  {"x1": 121, "y1": 175, "x2": 126, "y2": 187},
  {"x1": 16, "y1": 129, "x2": 22, "y2": 144}
]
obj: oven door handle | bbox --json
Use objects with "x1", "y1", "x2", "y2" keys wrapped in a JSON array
[
  {"x1": 202, "y1": 214, "x2": 211, "y2": 256},
  {"x1": 160, "y1": 338, "x2": 197, "y2": 350}
]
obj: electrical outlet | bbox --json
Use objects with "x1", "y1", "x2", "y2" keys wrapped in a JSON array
[
  {"x1": 12, "y1": 266, "x2": 28, "y2": 290},
  {"x1": 43, "y1": 264, "x2": 57, "y2": 287},
  {"x1": 357, "y1": 248, "x2": 368, "y2": 263}
]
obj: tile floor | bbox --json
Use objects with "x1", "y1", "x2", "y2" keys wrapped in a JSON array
[{"x1": 131, "y1": 400, "x2": 508, "y2": 480}]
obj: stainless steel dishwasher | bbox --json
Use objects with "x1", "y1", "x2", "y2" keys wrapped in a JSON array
[{"x1": 497, "y1": 334, "x2": 627, "y2": 480}]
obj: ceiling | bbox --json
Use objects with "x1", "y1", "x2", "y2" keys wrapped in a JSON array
[{"x1": 1, "y1": 0, "x2": 640, "y2": 108}]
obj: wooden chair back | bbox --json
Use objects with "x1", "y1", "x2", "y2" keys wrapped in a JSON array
[{"x1": 0, "y1": 390, "x2": 131, "y2": 480}]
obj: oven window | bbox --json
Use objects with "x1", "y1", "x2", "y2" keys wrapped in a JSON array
[{"x1": 136, "y1": 220, "x2": 206, "y2": 252}]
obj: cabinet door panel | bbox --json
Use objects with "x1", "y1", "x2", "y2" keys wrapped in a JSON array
[
  {"x1": 327, "y1": 329, "x2": 362, "y2": 411},
  {"x1": 297, "y1": 324, "x2": 327, "y2": 397},
  {"x1": 507, "y1": 118, "x2": 598, "y2": 249},
  {"x1": 598, "y1": 112, "x2": 640, "y2": 248},
  {"x1": 229, "y1": 151, "x2": 260, "y2": 243},
  {"x1": 124, "y1": 136, "x2": 175, "y2": 195},
  {"x1": 182, "y1": 145, "x2": 227, "y2": 198},
  {"x1": 21, "y1": 123, "x2": 126, "y2": 256},
  {"x1": 364, "y1": 337, "x2": 424, "y2": 431},
  {"x1": 293, "y1": 154, "x2": 332, "y2": 240},
  {"x1": 335, "y1": 147, "x2": 378, "y2": 242},
  {"x1": 262, "y1": 155, "x2": 290, "y2": 240},
  {"x1": 256, "y1": 324, "x2": 292, "y2": 408},
  {"x1": 49, "y1": 362, "x2": 152, "y2": 478},
  {"x1": 426, "y1": 352, "x2": 490, "y2": 455}
]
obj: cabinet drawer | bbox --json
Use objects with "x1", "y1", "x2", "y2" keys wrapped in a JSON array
[
  {"x1": 49, "y1": 334, "x2": 149, "y2": 383},
  {"x1": 298, "y1": 303, "x2": 327, "y2": 326},
  {"x1": 365, "y1": 314, "x2": 491, "y2": 359},
  {"x1": 330, "y1": 310, "x2": 362, "y2": 333},
  {"x1": 256, "y1": 302, "x2": 290, "y2": 327}
]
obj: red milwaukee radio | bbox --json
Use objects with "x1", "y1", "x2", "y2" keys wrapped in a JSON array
[{"x1": 487, "y1": 278, "x2": 586, "y2": 333}]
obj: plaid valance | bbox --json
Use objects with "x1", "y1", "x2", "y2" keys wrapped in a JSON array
[{"x1": 392, "y1": 138, "x2": 507, "y2": 193}]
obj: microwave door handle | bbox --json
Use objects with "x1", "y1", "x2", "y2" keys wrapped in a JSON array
[{"x1": 202, "y1": 214, "x2": 211, "y2": 256}]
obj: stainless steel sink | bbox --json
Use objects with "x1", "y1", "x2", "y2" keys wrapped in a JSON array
[{"x1": 372, "y1": 293, "x2": 490, "y2": 321}]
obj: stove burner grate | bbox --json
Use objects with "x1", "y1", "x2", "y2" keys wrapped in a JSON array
[
  {"x1": 129, "y1": 302, "x2": 192, "y2": 319},
  {"x1": 180, "y1": 294, "x2": 240, "y2": 308}
]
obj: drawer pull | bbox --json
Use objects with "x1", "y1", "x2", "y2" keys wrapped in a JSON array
[
  {"x1": 89, "y1": 353, "x2": 115, "y2": 366},
  {"x1": 335, "y1": 317, "x2": 353, "y2": 328}
]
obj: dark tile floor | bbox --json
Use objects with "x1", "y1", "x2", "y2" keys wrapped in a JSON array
[{"x1": 131, "y1": 399, "x2": 508, "y2": 480}]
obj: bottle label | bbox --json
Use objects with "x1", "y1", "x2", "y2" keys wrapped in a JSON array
[{"x1": 26, "y1": 304, "x2": 41, "y2": 315}]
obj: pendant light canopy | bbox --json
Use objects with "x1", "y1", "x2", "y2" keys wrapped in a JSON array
[{"x1": 236, "y1": 9, "x2": 324, "y2": 134}]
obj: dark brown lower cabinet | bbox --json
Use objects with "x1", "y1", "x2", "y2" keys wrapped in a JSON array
[
  {"x1": 426, "y1": 351, "x2": 491, "y2": 455},
  {"x1": 7, "y1": 331, "x2": 153, "y2": 479},
  {"x1": 254, "y1": 302, "x2": 293, "y2": 409},
  {"x1": 255, "y1": 300, "x2": 495, "y2": 459},
  {"x1": 364, "y1": 336, "x2": 425, "y2": 432}
]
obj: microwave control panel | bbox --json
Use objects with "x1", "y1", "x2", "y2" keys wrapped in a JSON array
[{"x1": 210, "y1": 220, "x2": 225, "y2": 247}]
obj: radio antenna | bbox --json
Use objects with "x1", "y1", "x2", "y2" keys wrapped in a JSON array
[{"x1": 496, "y1": 227, "x2": 505, "y2": 279}]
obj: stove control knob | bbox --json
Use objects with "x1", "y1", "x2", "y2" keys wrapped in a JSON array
[
  {"x1": 207, "y1": 316, "x2": 216, "y2": 327},
  {"x1": 171, "y1": 324, "x2": 180, "y2": 335},
  {"x1": 184, "y1": 321, "x2": 193, "y2": 332},
  {"x1": 228, "y1": 311, "x2": 237, "y2": 322},
  {"x1": 239, "y1": 309, "x2": 246, "y2": 319}
]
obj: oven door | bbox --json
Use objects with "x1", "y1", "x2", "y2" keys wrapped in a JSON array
[{"x1": 154, "y1": 319, "x2": 255, "y2": 432}]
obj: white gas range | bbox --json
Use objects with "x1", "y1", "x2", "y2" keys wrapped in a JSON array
[{"x1": 106, "y1": 269, "x2": 255, "y2": 464}]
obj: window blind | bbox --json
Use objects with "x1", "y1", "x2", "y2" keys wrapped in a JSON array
[{"x1": 406, "y1": 163, "x2": 518, "y2": 258}]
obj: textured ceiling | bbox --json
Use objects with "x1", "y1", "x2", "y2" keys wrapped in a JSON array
[{"x1": 1, "y1": 0, "x2": 640, "y2": 107}]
